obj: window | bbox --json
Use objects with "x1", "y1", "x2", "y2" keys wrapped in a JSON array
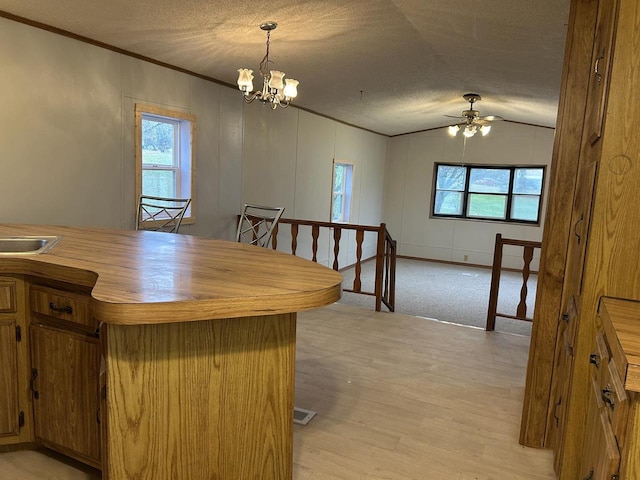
[
  {"x1": 432, "y1": 163, "x2": 545, "y2": 224},
  {"x1": 331, "y1": 161, "x2": 354, "y2": 222},
  {"x1": 135, "y1": 104, "x2": 196, "y2": 223}
]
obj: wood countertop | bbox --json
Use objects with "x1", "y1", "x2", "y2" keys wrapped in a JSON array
[
  {"x1": 600, "y1": 297, "x2": 640, "y2": 392},
  {"x1": 0, "y1": 224, "x2": 342, "y2": 325}
]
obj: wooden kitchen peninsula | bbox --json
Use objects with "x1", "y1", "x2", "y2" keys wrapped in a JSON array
[{"x1": 0, "y1": 224, "x2": 342, "y2": 479}]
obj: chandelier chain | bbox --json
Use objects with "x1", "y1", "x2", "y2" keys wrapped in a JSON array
[{"x1": 259, "y1": 30, "x2": 272, "y2": 78}]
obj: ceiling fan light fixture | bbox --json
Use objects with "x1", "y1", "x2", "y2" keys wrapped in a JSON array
[
  {"x1": 236, "y1": 22, "x2": 299, "y2": 109},
  {"x1": 447, "y1": 94, "x2": 500, "y2": 138},
  {"x1": 462, "y1": 125, "x2": 477, "y2": 138}
]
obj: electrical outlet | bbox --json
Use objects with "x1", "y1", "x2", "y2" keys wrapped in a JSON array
[{"x1": 463, "y1": 255, "x2": 469, "y2": 262}]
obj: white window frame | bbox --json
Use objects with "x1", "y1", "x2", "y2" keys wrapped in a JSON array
[
  {"x1": 331, "y1": 161, "x2": 354, "y2": 223},
  {"x1": 135, "y1": 104, "x2": 196, "y2": 224}
]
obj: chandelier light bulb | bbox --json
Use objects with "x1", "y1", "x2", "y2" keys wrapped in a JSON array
[
  {"x1": 237, "y1": 69, "x2": 254, "y2": 93},
  {"x1": 462, "y1": 125, "x2": 477, "y2": 138},
  {"x1": 283, "y1": 78, "x2": 299, "y2": 99},
  {"x1": 268, "y1": 70, "x2": 285, "y2": 90},
  {"x1": 480, "y1": 125, "x2": 491, "y2": 136},
  {"x1": 448, "y1": 125, "x2": 460, "y2": 136}
]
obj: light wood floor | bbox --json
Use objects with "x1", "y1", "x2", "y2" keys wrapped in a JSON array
[{"x1": 0, "y1": 303, "x2": 555, "y2": 479}]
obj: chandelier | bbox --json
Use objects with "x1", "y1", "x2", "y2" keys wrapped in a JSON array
[{"x1": 237, "y1": 22, "x2": 299, "y2": 109}]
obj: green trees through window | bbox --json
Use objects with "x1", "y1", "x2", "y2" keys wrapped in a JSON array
[
  {"x1": 332, "y1": 162, "x2": 353, "y2": 222},
  {"x1": 432, "y1": 163, "x2": 545, "y2": 224},
  {"x1": 135, "y1": 104, "x2": 196, "y2": 224},
  {"x1": 141, "y1": 117, "x2": 179, "y2": 198}
]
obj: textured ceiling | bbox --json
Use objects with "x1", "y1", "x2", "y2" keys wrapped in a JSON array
[{"x1": 0, "y1": 0, "x2": 571, "y2": 136}]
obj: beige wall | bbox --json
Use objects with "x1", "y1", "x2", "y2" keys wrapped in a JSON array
[
  {"x1": 1, "y1": 17, "x2": 554, "y2": 271},
  {"x1": 384, "y1": 122, "x2": 555, "y2": 269},
  {"x1": 242, "y1": 107, "x2": 387, "y2": 266},
  {"x1": 0, "y1": 17, "x2": 243, "y2": 239}
]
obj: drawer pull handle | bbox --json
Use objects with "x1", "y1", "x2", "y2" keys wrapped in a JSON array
[
  {"x1": 601, "y1": 387, "x2": 615, "y2": 409},
  {"x1": 49, "y1": 302, "x2": 73, "y2": 314},
  {"x1": 574, "y1": 214, "x2": 585, "y2": 244},
  {"x1": 589, "y1": 353, "x2": 600, "y2": 368},
  {"x1": 553, "y1": 397, "x2": 562, "y2": 426}
]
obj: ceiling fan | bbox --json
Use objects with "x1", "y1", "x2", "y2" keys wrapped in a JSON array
[{"x1": 446, "y1": 93, "x2": 503, "y2": 137}]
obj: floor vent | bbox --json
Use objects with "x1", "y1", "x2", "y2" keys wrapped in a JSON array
[{"x1": 293, "y1": 407, "x2": 317, "y2": 426}]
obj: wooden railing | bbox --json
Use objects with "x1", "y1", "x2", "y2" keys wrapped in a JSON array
[
  {"x1": 272, "y1": 219, "x2": 397, "y2": 312},
  {"x1": 486, "y1": 233, "x2": 542, "y2": 331}
]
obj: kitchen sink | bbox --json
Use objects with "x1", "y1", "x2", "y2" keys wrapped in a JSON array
[{"x1": 0, "y1": 236, "x2": 62, "y2": 255}]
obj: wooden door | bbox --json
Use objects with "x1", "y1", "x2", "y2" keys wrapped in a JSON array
[
  {"x1": 30, "y1": 324, "x2": 101, "y2": 467},
  {"x1": 0, "y1": 318, "x2": 19, "y2": 437}
]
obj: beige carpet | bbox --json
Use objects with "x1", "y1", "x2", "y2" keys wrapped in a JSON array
[{"x1": 339, "y1": 258, "x2": 536, "y2": 336}]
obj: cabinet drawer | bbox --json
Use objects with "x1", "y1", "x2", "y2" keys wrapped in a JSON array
[
  {"x1": 0, "y1": 279, "x2": 16, "y2": 313},
  {"x1": 30, "y1": 286, "x2": 94, "y2": 328}
]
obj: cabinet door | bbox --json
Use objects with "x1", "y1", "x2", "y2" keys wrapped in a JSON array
[
  {"x1": 580, "y1": 376, "x2": 620, "y2": 480},
  {"x1": 0, "y1": 318, "x2": 19, "y2": 436},
  {"x1": 30, "y1": 324, "x2": 101, "y2": 466},
  {"x1": 563, "y1": 162, "x2": 598, "y2": 302}
]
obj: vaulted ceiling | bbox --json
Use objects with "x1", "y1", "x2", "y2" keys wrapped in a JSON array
[{"x1": 0, "y1": 0, "x2": 571, "y2": 136}]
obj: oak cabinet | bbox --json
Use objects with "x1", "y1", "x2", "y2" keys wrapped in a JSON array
[
  {"x1": 520, "y1": 0, "x2": 640, "y2": 476},
  {"x1": 0, "y1": 278, "x2": 19, "y2": 436},
  {"x1": 575, "y1": 298, "x2": 640, "y2": 480},
  {"x1": 0, "y1": 277, "x2": 32, "y2": 445},
  {"x1": 30, "y1": 324, "x2": 101, "y2": 467},
  {"x1": 29, "y1": 284, "x2": 101, "y2": 468}
]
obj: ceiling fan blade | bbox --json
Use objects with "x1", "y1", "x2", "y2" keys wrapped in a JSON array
[
  {"x1": 480, "y1": 115, "x2": 504, "y2": 121},
  {"x1": 444, "y1": 115, "x2": 462, "y2": 119}
]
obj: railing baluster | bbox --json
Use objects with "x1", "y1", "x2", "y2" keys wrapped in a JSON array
[
  {"x1": 486, "y1": 234, "x2": 503, "y2": 331},
  {"x1": 389, "y1": 239, "x2": 396, "y2": 311},
  {"x1": 311, "y1": 225, "x2": 319, "y2": 262},
  {"x1": 517, "y1": 246, "x2": 535, "y2": 318},
  {"x1": 353, "y1": 229, "x2": 364, "y2": 291},
  {"x1": 243, "y1": 216, "x2": 396, "y2": 313},
  {"x1": 333, "y1": 227, "x2": 342, "y2": 271},
  {"x1": 383, "y1": 239, "x2": 390, "y2": 298},
  {"x1": 291, "y1": 224, "x2": 298, "y2": 256},
  {"x1": 486, "y1": 233, "x2": 541, "y2": 331}
]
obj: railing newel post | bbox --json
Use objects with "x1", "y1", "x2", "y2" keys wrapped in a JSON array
[{"x1": 374, "y1": 223, "x2": 386, "y2": 312}]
